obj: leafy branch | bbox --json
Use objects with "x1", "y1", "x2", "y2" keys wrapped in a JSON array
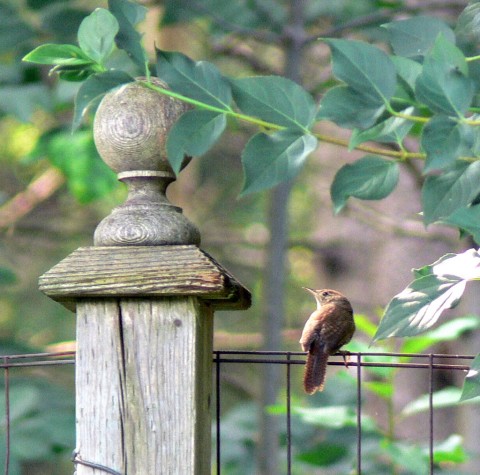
[{"x1": 22, "y1": 0, "x2": 480, "y2": 399}]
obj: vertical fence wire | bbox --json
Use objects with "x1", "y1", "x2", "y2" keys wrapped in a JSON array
[
  {"x1": 356, "y1": 353, "x2": 362, "y2": 475},
  {"x1": 286, "y1": 352, "x2": 292, "y2": 475},
  {"x1": 429, "y1": 353, "x2": 434, "y2": 475},
  {"x1": 3, "y1": 357, "x2": 10, "y2": 475},
  {"x1": 215, "y1": 351, "x2": 222, "y2": 475}
]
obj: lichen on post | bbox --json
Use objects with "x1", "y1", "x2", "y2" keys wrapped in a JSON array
[{"x1": 39, "y1": 79, "x2": 250, "y2": 474}]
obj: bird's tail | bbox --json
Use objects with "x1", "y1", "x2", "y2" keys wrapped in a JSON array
[{"x1": 303, "y1": 348, "x2": 329, "y2": 394}]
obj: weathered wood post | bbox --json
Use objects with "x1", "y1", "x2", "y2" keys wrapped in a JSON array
[{"x1": 38, "y1": 81, "x2": 250, "y2": 474}]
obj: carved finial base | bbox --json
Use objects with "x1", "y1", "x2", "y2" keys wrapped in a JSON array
[{"x1": 92, "y1": 80, "x2": 199, "y2": 247}]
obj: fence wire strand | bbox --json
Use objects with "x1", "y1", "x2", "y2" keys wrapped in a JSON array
[{"x1": 1, "y1": 350, "x2": 474, "y2": 474}]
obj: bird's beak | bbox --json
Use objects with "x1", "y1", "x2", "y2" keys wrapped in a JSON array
[{"x1": 302, "y1": 287, "x2": 316, "y2": 295}]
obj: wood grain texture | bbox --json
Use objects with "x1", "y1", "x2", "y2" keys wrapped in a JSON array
[
  {"x1": 75, "y1": 297, "x2": 213, "y2": 474},
  {"x1": 39, "y1": 245, "x2": 251, "y2": 311}
]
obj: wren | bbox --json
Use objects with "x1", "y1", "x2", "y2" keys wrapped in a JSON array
[{"x1": 299, "y1": 288, "x2": 355, "y2": 394}]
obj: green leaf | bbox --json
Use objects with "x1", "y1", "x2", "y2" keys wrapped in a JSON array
[
  {"x1": 73, "y1": 71, "x2": 134, "y2": 131},
  {"x1": 421, "y1": 116, "x2": 474, "y2": 172},
  {"x1": 23, "y1": 44, "x2": 93, "y2": 66},
  {"x1": 323, "y1": 38, "x2": 396, "y2": 104},
  {"x1": 415, "y1": 35, "x2": 474, "y2": 116},
  {"x1": 442, "y1": 205, "x2": 480, "y2": 244},
  {"x1": 349, "y1": 108, "x2": 414, "y2": 149},
  {"x1": 317, "y1": 85, "x2": 385, "y2": 129},
  {"x1": 461, "y1": 353, "x2": 480, "y2": 401},
  {"x1": 373, "y1": 249, "x2": 480, "y2": 341},
  {"x1": 230, "y1": 76, "x2": 316, "y2": 130},
  {"x1": 402, "y1": 387, "x2": 463, "y2": 416},
  {"x1": 156, "y1": 49, "x2": 232, "y2": 109},
  {"x1": 78, "y1": 8, "x2": 119, "y2": 65},
  {"x1": 456, "y1": 2, "x2": 480, "y2": 42},
  {"x1": 391, "y1": 56, "x2": 423, "y2": 92},
  {"x1": 240, "y1": 129, "x2": 317, "y2": 196},
  {"x1": 295, "y1": 443, "x2": 348, "y2": 467},
  {"x1": 108, "y1": 0, "x2": 148, "y2": 70},
  {"x1": 402, "y1": 315, "x2": 480, "y2": 353},
  {"x1": 422, "y1": 161, "x2": 480, "y2": 224},
  {"x1": 330, "y1": 155, "x2": 399, "y2": 214},
  {"x1": 375, "y1": 275, "x2": 464, "y2": 338},
  {"x1": 166, "y1": 110, "x2": 226, "y2": 174},
  {"x1": 383, "y1": 16, "x2": 455, "y2": 57},
  {"x1": 433, "y1": 435, "x2": 468, "y2": 464}
]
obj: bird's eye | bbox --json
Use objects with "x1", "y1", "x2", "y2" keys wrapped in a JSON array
[{"x1": 322, "y1": 291, "x2": 331, "y2": 297}]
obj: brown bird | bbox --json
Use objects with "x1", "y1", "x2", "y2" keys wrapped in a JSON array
[{"x1": 300, "y1": 288, "x2": 355, "y2": 394}]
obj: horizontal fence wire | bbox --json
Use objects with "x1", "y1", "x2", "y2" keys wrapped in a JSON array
[
  {"x1": 212, "y1": 350, "x2": 474, "y2": 475},
  {"x1": 1, "y1": 350, "x2": 475, "y2": 475}
]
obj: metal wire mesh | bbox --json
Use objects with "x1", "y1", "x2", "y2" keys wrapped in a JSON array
[{"x1": 1, "y1": 350, "x2": 474, "y2": 474}]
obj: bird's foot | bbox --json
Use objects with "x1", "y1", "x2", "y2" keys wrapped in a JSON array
[{"x1": 337, "y1": 350, "x2": 351, "y2": 368}]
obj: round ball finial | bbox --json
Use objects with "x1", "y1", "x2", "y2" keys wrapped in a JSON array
[
  {"x1": 93, "y1": 79, "x2": 190, "y2": 173},
  {"x1": 92, "y1": 79, "x2": 200, "y2": 247}
]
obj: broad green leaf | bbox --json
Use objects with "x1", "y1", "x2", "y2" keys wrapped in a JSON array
[
  {"x1": 442, "y1": 205, "x2": 480, "y2": 244},
  {"x1": 391, "y1": 56, "x2": 422, "y2": 92},
  {"x1": 240, "y1": 129, "x2": 317, "y2": 196},
  {"x1": 433, "y1": 435, "x2": 468, "y2": 464},
  {"x1": 323, "y1": 38, "x2": 396, "y2": 104},
  {"x1": 108, "y1": 0, "x2": 148, "y2": 70},
  {"x1": 295, "y1": 443, "x2": 348, "y2": 467},
  {"x1": 461, "y1": 353, "x2": 480, "y2": 401},
  {"x1": 78, "y1": 8, "x2": 119, "y2": 65},
  {"x1": 73, "y1": 71, "x2": 134, "y2": 131},
  {"x1": 421, "y1": 116, "x2": 474, "y2": 172},
  {"x1": 230, "y1": 76, "x2": 316, "y2": 130},
  {"x1": 383, "y1": 16, "x2": 455, "y2": 57},
  {"x1": 422, "y1": 161, "x2": 480, "y2": 224},
  {"x1": 373, "y1": 250, "x2": 480, "y2": 341},
  {"x1": 374, "y1": 274, "x2": 465, "y2": 340},
  {"x1": 166, "y1": 110, "x2": 226, "y2": 174},
  {"x1": 330, "y1": 155, "x2": 399, "y2": 214},
  {"x1": 402, "y1": 387, "x2": 463, "y2": 416},
  {"x1": 456, "y1": 2, "x2": 480, "y2": 42},
  {"x1": 23, "y1": 44, "x2": 93, "y2": 66},
  {"x1": 413, "y1": 248, "x2": 480, "y2": 280},
  {"x1": 349, "y1": 108, "x2": 414, "y2": 149},
  {"x1": 402, "y1": 315, "x2": 480, "y2": 353},
  {"x1": 317, "y1": 85, "x2": 385, "y2": 130},
  {"x1": 156, "y1": 50, "x2": 232, "y2": 109},
  {"x1": 415, "y1": 35, "x2": 474, "y2": 116}
]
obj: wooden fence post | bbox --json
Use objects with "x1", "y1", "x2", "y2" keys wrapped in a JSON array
[{"x1": 38, "y1": 82, "x2": 251, "y2": 474}]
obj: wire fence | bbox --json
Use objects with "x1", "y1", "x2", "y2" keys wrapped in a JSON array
[{"x1": 1, "y1": 350, "x2": 475, "y2": 474}]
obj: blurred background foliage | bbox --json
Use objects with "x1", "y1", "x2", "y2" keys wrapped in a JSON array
[{"x1": 1, "y1": 0, "x2": 480, "y2": 473}]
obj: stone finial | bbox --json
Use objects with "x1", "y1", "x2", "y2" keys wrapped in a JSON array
[{"x1": 92, "y1": 79, "x2": 200, "y2": 246}]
